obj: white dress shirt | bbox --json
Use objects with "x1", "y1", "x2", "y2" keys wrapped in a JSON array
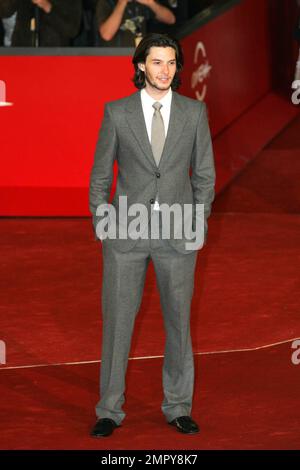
[
  {"x1": 140, "y1": 87, "x2": 172, "y2": 210},
  {"x1": 140, "y1": 87, "x2": 172, "y2": 143}
]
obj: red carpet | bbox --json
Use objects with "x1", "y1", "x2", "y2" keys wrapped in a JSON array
[
  {"x1": 1, "y1": 116, "x2": 300, "y2": 449},
  {"x1": 0, "y1": 343, "x2": 299, "y2": 450}
]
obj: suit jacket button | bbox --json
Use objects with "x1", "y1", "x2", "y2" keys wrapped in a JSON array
[
  {"x1": 150, "y1": 198, "x2": 155, "y2": 204},
  {"x1": 155, "y1": 172, "x2": 160, "y2": 178}
]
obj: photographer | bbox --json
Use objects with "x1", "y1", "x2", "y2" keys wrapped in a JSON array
[
  {"x1": 96, "y1": 0, "x2": 175, "y2": 47},
  {"x1": 0, "y1": 0, "x2": 82, "y2": 47}
]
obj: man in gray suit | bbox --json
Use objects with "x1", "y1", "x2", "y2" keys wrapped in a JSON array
[{"x1": 89, "y1": 33, "x2": 215, "y2": 437}]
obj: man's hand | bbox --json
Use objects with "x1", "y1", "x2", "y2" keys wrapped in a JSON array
[
  {"x1": 136, "y1": 0, "x2": 155, "y2": 6},
  {"x1": 117, "y1": 0, "x2": 130, "y2": 6},
  {"x1": 31, "y1": 0, "x2": 52, "y2": 14},
  {"x1": 136, "y1": 0, "x2": 175, "y2": 25}
]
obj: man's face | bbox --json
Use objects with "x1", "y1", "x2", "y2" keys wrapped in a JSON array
[{"x1": 139, "y1": 46, "x2": 177, "y2": 91}]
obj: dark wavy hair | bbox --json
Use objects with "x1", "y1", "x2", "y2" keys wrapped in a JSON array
[{"x1": 132, "y1": 33, "x2": 184, "y2": 90}]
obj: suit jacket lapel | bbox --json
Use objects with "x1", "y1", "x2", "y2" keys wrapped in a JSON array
[
  {"x1": 159, "y1": 91, "x2": 188, "y2": 169},
  {"x1": 125, "y1": 90, "x2": 188, "y2": 169},
  {"x1": 125, "y1": 91, "x2": 154, "y2": 167}
]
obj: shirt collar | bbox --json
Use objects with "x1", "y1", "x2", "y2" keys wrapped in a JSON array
[{"x1": 141, "y1": 86, "x2": 172, "y2": 109}]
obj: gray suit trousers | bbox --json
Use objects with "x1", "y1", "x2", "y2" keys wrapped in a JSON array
[{"x1": 95, "y1": 214, "x2": 198, "y2": 424}]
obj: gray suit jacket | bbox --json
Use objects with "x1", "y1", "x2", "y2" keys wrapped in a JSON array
[{"x1": 89, "y1": 90, "x2": 216, "y2": 254}]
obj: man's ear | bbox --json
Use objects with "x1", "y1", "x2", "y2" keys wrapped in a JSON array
[{"x1": 138, "y1": 63, "x2": 145, "y2": 72}]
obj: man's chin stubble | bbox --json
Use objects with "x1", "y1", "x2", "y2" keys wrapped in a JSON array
[{"x1": 145, "y1": 77, "x2": 171, "y2": 91}]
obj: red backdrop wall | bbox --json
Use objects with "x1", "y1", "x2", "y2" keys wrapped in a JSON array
[{"x1": 0, "y1": 0, "x2": 298, "y2": 215}]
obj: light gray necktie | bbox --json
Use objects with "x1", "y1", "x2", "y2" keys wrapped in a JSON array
[{"x1": 151, "y1": 102, "x2": 165, "y2": 167}]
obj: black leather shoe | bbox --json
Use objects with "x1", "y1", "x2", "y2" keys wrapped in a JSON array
[
  {"x1": 90, "y1": 418, "x2": 119, "y2": 438},
  {"x1": 169, "y1": 416, "x2": 199, "y2": 434}
]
